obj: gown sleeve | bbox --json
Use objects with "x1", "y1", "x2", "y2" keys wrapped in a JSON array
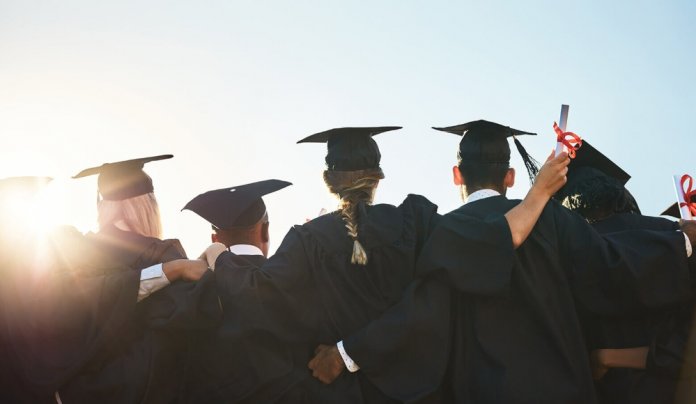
[
  {"x1": 11, "y1": 262, "x2": 141, "y2": 395},
  {"x1": 213, "y1": 226, "x2": 320, "y2": 342},
  {"x1": 342, "y1": 277, "x2": 452, "y2": 402},
  {"x1": 135, "y1": 238, "x2": 222, "y2": 331},
  {"x1": 342, "y1": 204, "x2": 518, "y2": 401},
  {"x1": 416, "y1": 212, "x2": 517, "y2": 296},
  {"x1": 552, "y1": 202, "x2": 693, "y2": 315}
]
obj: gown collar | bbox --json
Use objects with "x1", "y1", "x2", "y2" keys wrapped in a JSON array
[{"x1": 465, "y1": 189, "x2": 501, "y2": 205}]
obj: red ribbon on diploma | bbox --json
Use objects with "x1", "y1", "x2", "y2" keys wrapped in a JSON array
[
  {"x1": 680, "y1": 174, "x2": 696, "y2": 217},
  {"x1": 553, "y1": 122, "x2": 583, "y2": 158}
]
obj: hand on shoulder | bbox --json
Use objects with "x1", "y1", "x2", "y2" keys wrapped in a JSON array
[{"x1": 198, "y1": 242, "x2": 228, "y2": 270}]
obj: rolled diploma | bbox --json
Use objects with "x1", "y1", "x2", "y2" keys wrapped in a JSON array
[
  {"x1": 673, "y1": 175, "x2": 693, "y2": 220},
  {"x1": 555, "y1": 104, "x2": 570, "y2": 157}
]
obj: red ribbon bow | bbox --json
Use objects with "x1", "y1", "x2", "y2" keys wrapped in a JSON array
[
  {"x1": 680, "y1": 174, "x2": 696, "y2": 217},
  {"x1": 553, "y1": 122, "x2": 583, "y2": 158}
]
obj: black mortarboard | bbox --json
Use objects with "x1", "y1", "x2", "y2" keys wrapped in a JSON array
[
  {"x1": 73, "y1": 155, "x2": 173, "y2": 200},
  {"x1": 297, "y1": 126, "x2": 401, "y2": 171},
  {"x1": 554, "y1": 140, "x2": 640, "y2": 217},
  {"x1": 433, "y1": 120, "x2": 539, "y2": 183},
  {"x1": 564, "y1": 140, "x2": 630, "y2": 190},
  {"x1": 182, "y1": 179, "x2": 292, "y2": 229},
  {"x1": 662, "y1": 201, "x2": 691, "y2": 219}
]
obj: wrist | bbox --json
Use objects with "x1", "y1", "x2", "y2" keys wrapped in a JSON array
[
  {"x1": 162, "y1": 260, "x2": 181, "y2": 282},
  {"x1": 528, "y1": 181, "x2": 551, "y2": 202},
  {"x1": 597, "y1": 349, "x2": 612, "y2": 368}
]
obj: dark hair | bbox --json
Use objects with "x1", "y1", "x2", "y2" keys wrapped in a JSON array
[
  {"x1": 558, "y1": 173, "x2": 641, "y2": 222},
  {"x1": 457, "y1": 162, "x2": 510, "y2": 192}
]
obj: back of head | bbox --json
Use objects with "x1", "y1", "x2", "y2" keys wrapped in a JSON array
[
  {"x1": 299, "y1": 126, "x2": 399, "y2": 266},
  {"x1": 98, "y1": 192, "x2": 163, "y2": 239},
  {"x1": 557, "y1": 167, "x2": 641, "y2": 222},
  {"x1": 212, "y1": 210, "x2": 269, "y2": 250},
  {"x1": 434, "y1": 120, "x2": 539, "y2": 194},
  {"x1": 323, "y1": 170, "x2": 382, "y2": 266},
  {"x1": 554, "y1": 140, "x2": 637, "y2": 222},
  {"x1": 182, "y1": 179, "x2": 291, "y2": 255},
  {"x1": 458, "y1": 130, "x2": 513, "y2": 192}
]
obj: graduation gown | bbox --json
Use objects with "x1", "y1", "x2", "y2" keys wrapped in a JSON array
[
  {"x1": 211, "y1": 194, "x2": 516, "y2": 403},
  {"x1": 0, "y1": 235, "x2": 53, "y2": 403},
  {"x1": 428, "y1": 196, "x2": 693, "y2": 404},
  {"x1": 586, "y1": 213, "x2": 692, "y2": 404},
  {"x1": 11, "y1": 225, "x2": 219, "y2": 404},
  {"x1": 184, "y1": 253, "x2": 305, "y2": 404}
]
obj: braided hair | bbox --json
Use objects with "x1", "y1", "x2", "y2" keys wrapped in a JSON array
[{"x1": 323, "y1": 169, "x2": 383, "y2": 265}]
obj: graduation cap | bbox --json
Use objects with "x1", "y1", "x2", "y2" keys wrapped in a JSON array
[
  {"x1": 73, "y1": 155, "x2": 173, "y2": 200},
  {"x1": 662, "y1": 201, "x2": 690, "y2": 219},
  {"x1": 564, "y1": 140, "x2": 630, "y2": 190},
  {"x1": 182, "y1": 179, "x2": 292, "y2": 229},
  {"x1": 433, "y1": 120, "x2": 540, "y2": 183},
  {"x1": 297, "y1": 126, "x2": 401, "y2": 171},
  {"x1": 555, "y1": 140, "x2": 640, "y2": 217}
]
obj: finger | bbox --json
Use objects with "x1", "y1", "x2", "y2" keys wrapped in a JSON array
[
  {"x1": 545, "y1": 149, "x2": 556, "y2": 162},
  {"x1": 308, "y1": 358, "x2": 316, "y2": 369},
  {"x1": 552, "y1": 151, "x2": 569, "y2": 164}
]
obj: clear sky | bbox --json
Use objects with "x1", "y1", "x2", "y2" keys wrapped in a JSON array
[{"x1": 1, "y1": 0, "x2": 694, "y2": 255}]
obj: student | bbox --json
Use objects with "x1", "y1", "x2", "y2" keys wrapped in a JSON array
[
  {"x1": 554, "y1": 140, "x2": 692, "y2": 404},
  {"x1": 14, "y1": 155, "x2": 212, "y2": 404},
  {"x1": 200, "y1": 126, "x2": 567, "y2": 403},
  {"x1": 423, "y1": 120, "x2": 696, "y2": 403},
  {"x1": 183, "y1": 179, "x2": 306, "y2": 403}
]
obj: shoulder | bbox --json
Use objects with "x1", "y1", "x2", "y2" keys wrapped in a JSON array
[
  {"x1": 157, "y1": 238, "x2": 188, "y2": 260},
  {"x1": 399, "y1": 193, "x2": 438, "y2": 213},
  {"x1": 593, "y1": 213, "x2": 679, "y2": 232}
]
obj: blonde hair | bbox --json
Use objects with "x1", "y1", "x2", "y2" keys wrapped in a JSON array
[
  {"x1": 97, "y1": 192, "x2": 163, "y2": 239},
  {"x1": 323, "y1": 169, "x2": 383, "y2": 265}
]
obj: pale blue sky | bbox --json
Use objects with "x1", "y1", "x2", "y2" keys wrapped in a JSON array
[{"x1": 1, "y1": 0, "x2": 694, "y2": 255}]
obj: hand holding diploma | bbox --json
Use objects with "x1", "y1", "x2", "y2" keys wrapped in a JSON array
[{"x1": 553, "y1": 104, "x2": 582, "y2": 158}]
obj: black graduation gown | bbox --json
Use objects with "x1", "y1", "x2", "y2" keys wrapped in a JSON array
[
  {"x1": 211, "y1": 194, "x2": 517, "y2": 403},
  {"x1": 0, "y1": 235, "x2": 53, "y2": 403},
  {"x1": 653, "y1": 299, "x2": 696, "y2": 404},
  {"x1": 428, "y1": 196, "x2": 693, "y2": 404},
  {"x1": 184, "y1": 253, "x2": 305, "y2": 404},
  {"x1": 11, "y1": 225, "x2": 219, "y2": 404},
  {"x1": 587, "y1": 213, "x2": 691, "y2": 404}
]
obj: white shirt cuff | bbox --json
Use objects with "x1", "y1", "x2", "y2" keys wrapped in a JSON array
[
  {"x1": 684, "y1": 233, "x2": 693, "y2": 258},
  {"x1": 336, "y1": 340, "x2": 360, "y2": 373},
  {"x1": 138, "y1": 263, "x2": 170, "y2": 302}
]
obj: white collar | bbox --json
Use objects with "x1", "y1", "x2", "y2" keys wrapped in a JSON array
[
  {"x1": 465, "y1": 189, "x2": 501, "y2": 205},
  {"x1": 228, "y1": 244, "x2": 264, "y2": 256}
]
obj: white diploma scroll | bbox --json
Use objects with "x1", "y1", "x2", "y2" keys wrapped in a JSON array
[
  {"x1": 555, "y1": 104, "x2": 570, "y2": 157},
  {"x1": 673, "y1": 175, "x2": 693, "y2": 220}
]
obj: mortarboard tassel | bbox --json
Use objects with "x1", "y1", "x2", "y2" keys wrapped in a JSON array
[{"x1": 513, "y1": 137, "x2": 540, "y2": 185}]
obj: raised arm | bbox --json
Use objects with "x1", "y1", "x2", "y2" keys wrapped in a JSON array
[{"x1": 505, "y1": 151, "x2": 569, "y2": 248}]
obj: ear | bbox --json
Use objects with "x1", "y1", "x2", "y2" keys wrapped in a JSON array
[
  {"x1": 504, "y1": 168, "x2": 515, "y2": 189},
  {"x1": 261, "y1": 222, "x2": 270, "y2": 243},
  {"x1": 453, "y1": 165, "x2": 464, "y2": 186}
]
